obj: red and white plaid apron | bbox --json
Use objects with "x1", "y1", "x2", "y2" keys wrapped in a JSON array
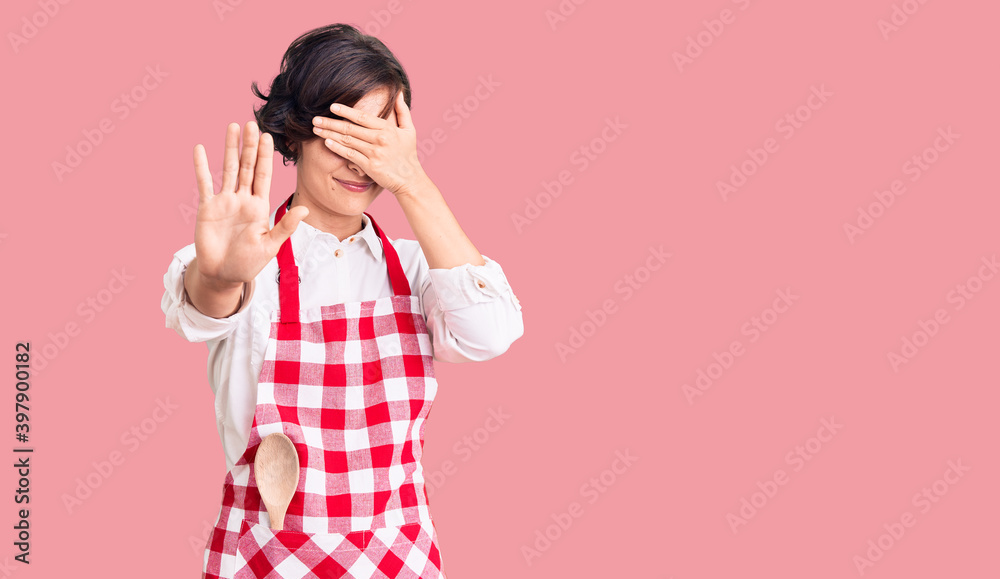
[{"x1": 202, "y1": 193, "x2": 445, "y2": 579}]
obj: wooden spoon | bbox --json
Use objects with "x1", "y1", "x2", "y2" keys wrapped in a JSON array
[{"x1": 254, "y1": 433, "x2": 299, "y2": 531}]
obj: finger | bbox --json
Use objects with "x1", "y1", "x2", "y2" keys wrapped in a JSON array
[
  {"x1": 322, "y1": 137, "x2": 371, "y2": 166},
  {"x1": 221, "y1": 123, "x2": 241, "y2": 193},
  {"x1": 237, "y1": 121, "x2": 259, "y2": 194},
  {"x1": 193, "y1": 144, "x2": 214, "y2": 204},
  {"x1": 312, "y1": 115, "x2": 379, "y2": 144},
  {"x1": 329, "y1": 102, "x2": 384, "y2": 130},
  {"x1": 253, "y1": 132, "x2": 273, "y2": 199},
  {"x1": 266, "y1": 205, "x2": 309, "y2": 255},
  {"x1": 315, "y1": 127, "x2": 375, "y2": 158},
  {"x1": 395, "y1": 91, "x2": 413, "y2": 130}
]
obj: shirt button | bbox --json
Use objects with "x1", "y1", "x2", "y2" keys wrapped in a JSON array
[
  {"x1": 275, "y1": 270, "x2": 301, "y2": 284},
  {"x1": 334, "y1": 249, "x2": 343, "y2": 258},
  {"x1": 349, "y1": 237, "x2": 356, "y2": 243},
  {"x1": 477, "y1": 281, "x2": 486, "y2": 288}
]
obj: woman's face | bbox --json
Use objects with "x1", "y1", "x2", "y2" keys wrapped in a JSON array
[{"x1": 292, "y1": 86, "x2": 395, "y2": 225}]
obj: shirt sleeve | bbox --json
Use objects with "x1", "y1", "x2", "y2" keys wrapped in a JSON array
[
  {"x1": 161, "y1": 242, "x2": 256, "y2": 343},
  {"x1": 419, "y1": 253, "x2": 524, "y2": 363}
]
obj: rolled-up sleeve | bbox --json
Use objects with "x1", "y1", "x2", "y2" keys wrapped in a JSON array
[
  {"x1": 421, "y1": 254, "x2": 524, "y2": 363},
  {"x1": 161, "y1": 243, "x2": 255, "y2": 343}
]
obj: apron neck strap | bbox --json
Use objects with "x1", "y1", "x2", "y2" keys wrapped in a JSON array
[{"x1": 273, "y1": 193, "x2": 412, "y2": 324}]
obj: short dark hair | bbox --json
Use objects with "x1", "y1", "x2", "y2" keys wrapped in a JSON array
[{"x1": 251, "y1": 23, "x2": 412, "y2": 166}]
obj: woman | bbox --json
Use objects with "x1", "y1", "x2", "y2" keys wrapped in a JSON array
[{"x1": 161, "y1": 23, "x2": 524, "y2": 578}]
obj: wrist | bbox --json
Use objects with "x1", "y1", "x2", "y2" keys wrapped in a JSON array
[
  {"x1": 394, "y1": 171, "x2": 435, "y2": 200},
  {"x1": 192, "y1": 264, "x2": 243, "y2": 294}
]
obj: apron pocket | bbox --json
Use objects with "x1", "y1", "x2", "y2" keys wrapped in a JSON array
[
  {"x1": 233, "y1": 519, "x2": 367, "y2": 579},
  {"x1": 369, "y1": 521, "x2": 433, "y2": 548},
  {"x1": 367, "y1": 521, "x2": 442, "y2": 577}
]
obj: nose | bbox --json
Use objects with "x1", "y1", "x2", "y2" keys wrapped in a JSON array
[{"x1": 346, "y1": 160, "x2": 367, "y2": 179}]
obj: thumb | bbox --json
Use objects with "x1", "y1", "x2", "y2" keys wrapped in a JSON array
[{"x1": 265, "y1": 206, "x2": 309, "y2": 254}]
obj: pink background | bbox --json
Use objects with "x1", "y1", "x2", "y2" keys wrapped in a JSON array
[{"x1": 3, "y1": 0, "x2": 998, "y2": 577}]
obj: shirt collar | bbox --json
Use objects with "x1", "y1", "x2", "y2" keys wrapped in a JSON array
[{"x1": 270, "y1": 206, "x2": 385, "y2": 263}]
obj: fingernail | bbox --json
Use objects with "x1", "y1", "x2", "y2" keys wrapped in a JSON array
[{"x1": 331, "y1": 104, "x2": 341, "y2": 112}]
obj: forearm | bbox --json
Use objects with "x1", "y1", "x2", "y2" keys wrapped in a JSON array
[
  {"x1": 183, "y1": 256, "x2": 245, "y2": 319},
  {"x1": 395, "y1": 177, "x2": 486, "y2": 269}
]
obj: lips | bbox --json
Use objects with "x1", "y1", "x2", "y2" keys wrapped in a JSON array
[{"x1": 335, "y1": 178, "x2": 374, "y2": 192}]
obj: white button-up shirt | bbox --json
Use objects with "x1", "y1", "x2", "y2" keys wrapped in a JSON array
[{"x1": 161, "y1": 207, "x2": 524, "y2": 471}]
